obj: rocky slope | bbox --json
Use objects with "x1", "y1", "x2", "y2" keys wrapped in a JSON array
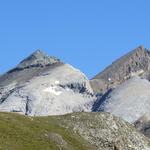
[
  {"x1": 93, "y1": 76, "x2": 150, "y2": 123},
  {"x1": 90, "y1": 46, "x2": 150, "y2": 94},
  {"x1": 0, "y1": 50, "x2": 96, "y2": 116},
  {"x1": 59, "y1": 112, "x2": 150, "y2": 150},
  {"x1": 0, "y1": 112, "x2": 150, "y2": 150},
  {"x1": 91, "y1": 46, "x2": 150, "y2": 123}
]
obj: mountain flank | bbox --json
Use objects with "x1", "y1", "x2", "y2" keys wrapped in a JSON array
[
  {"x1": 90, "y1": 46, "x2": 150, "y2": 94},
  {"x1": 0, "y1": 50, "x2": 96, "y2": 116}
]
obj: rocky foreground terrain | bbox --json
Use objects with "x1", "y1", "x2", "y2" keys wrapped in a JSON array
[
  {"x1": 1, "y1": 46, "x2": 150, "y2": 149},
  {"x1": 0, "y1": 112, "x2": 150, "y2": 150}
]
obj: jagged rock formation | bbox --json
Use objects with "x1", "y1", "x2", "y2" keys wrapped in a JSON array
[
  {"x1": 0, "y1": 50, "x2": 95, "y2": 116},
  {"x1": 90, "y1": 46, "x2": 150, "y2": 94}
]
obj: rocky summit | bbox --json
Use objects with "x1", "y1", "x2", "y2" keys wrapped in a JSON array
[
  {"x1": 16, "y1": 50, "x2": 61, "y2": 69},
  {"x1": 0, "y1": 50, "x2": 96, "y2": 116},
  {"x1": 90, "y1": 46, "x2": 150, "y2": 94}
]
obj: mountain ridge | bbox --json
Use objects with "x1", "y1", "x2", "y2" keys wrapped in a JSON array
[
  {"x1": 0, "y1": 50, "x2": 95, "y2": 116},
  {"x1": 90, "y1": 46, "x2": 150, "y2": 93}
]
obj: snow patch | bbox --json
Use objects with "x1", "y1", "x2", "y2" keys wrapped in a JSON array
[
  {"x1": 43, "y1": 86, "x2": 62, "y2": 96},
  {"x1": 108, "y1": 78, "x2": 111, "y2": 81},
  {"x1": 55, "y1": 80, "x2": 60, "y2": 85}
]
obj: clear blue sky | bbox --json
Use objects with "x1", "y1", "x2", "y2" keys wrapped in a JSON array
[{"x1": 0, "y1": 0, "x2": 150, "y2": 78}]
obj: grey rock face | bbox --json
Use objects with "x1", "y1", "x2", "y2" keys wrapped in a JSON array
[
  {"x1": 0, "y1": 50, "x2": 96, "y2": 116},
  {"x1": 91, "y1": 46, "x2": 150, "y2": 94},
  {"x1": 17, "y1": 50, "x2": 60, "y2": 69},
  {"x1": 59, "y1": 112, "x2": 150, "y2": 150}
]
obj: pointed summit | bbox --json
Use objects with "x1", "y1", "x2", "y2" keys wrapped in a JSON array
[
  {"x1": 126, "y1": 45, "x2": 148, "y2": 56},
  {"x1": 134, "y1": 45, "x2": 145, "y2": 51},
  {"x1": 91, "y1": 46, "x2": 150, "y2": 93},
  {"x1": 31, "y1": 49, "x2": 48, "y2": 57},
  {"x1": 17, "y1": 49, "x2": 61, "y2": 69},
  {"x1": 94, "y1": 45, "x2": 150, "y2": 80}
]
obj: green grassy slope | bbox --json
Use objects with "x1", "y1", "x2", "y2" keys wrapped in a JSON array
[{"x1": 0, "y1": 112, "x2": 94, "y2": 150}]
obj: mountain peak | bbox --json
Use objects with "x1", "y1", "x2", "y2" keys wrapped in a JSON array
[
  {"x1": 129, "y1": 45, "x2": 148, "y2": 55},
  {"x1": 31, "y1": 49, "x2": 49, "y2": 58},
  {"x1": 135, "y1": 45, "x2": 144, "y2": 50},
  {"x1": 94, "y1": 46, "x2": 150, "y2": 80},
  {"x1": 32, "y1": 49, "x2": 46, "y2": 56},
  {"x1": 16, "y1": 49, "x2": 61, "y2": 69},
  {"x1": 91, "y1": 46, "x2": 150, "y2": 93}
]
